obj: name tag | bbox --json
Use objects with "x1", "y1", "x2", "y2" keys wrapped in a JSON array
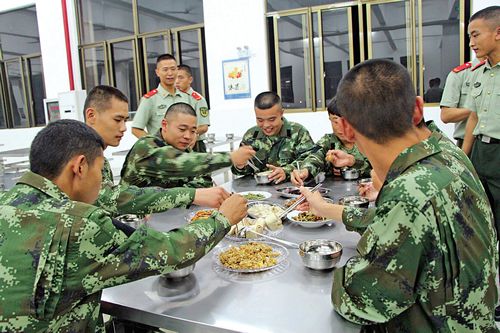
[{"x1": 481, "y1": 135, "x2": 491, "y2": 143}]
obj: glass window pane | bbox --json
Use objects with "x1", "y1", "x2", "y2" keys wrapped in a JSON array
[
  {"x1": 0, "y1": 6, "x2": 41, "y2": 60},
  {"x1": 178, "y1": 29, "x2": 202, "y2": 94},
  {"x1": 110, "y1": 40, "x2": 138, "y2": 111},
  {"x1": 0, "y1": 79, "x2": 6, "y2": 129},
  {"x1": 137, "y1": 0, "x2": 204, "y2": 33},
  {"x1": 421, "y1": 0, "x2": 459, "y2": 100},
  {"x1": 5, "y1": 61, "x2": 28, "y2": 128},
  {"x1": 268, "y1": 0, "x2": 347, "y2": 12},
  {"x1": 369, "y1": 1, "x2": 410, "y2": 69},
  {"x1": 82, "y1": 46, "x2": 107, "y2": 91},
  {"x1": 78, "y1": 0, "x2": 134, "y2": 44},
  {"x1": 277, "y1": 14, "x2": 312, "y2": 109},
  {"x1": 27, "y1": 57, "x2": 46, "y2": 126},
  {"x1": 312, "y1": 12, "x2": 322, "y2": 108},
  {"x1": 143, "y1": 35, "x2": 170, "y2": 91}
]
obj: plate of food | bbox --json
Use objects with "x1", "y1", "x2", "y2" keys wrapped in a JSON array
[
  {"x1": 238, "y1": 191, "x2": 272, "y2": 201},
  {"x1": 276, "y1": 186, "x2": 330, "y2": 199},
  {"x1": 286, "y1": 210, "x2": 333, "y2": 228},
  {"x1": 226, "y1": 215, "x2": 283, "y2": 242},
  {"x1": 185, "y1": 209, "x2": 216, "y2": 222},
  {"x1": 284, "y1": 197, "x2": 334, "y2": 208},
  {"x1": 213, "y1": 241, "x2": 289, "y2": 273},
  {"x1": 247, "y1": 202, "x2": 285, "y2": 219}
]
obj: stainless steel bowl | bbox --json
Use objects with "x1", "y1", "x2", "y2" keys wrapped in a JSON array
[
  {"x1": 254, "y1": 170, "x2": 272, "y2": 184},
  {"x1": 341, "y1": 167, "x2": 360, "y2": 180},
  {"x1": 338, "y1": 195, "x2": 369, "y2": 208},
  {"x1": 299, "y1": 239, "x2": 343, "y2": 270},
  {"x1": 207, "y1": 133, "x2": 216, "y2": 143},
  {"x1": 357, "y1": 178, "x2": 372, "y2": 186},
  {"x1": 115, "y1": 214, "x2": 145, "y2": 228},
  {"x1": 163, "y1": 264, "x2": 195, "y2": 279}
]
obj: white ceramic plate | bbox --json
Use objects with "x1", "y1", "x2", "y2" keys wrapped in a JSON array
[
  {"x1": 286, "y1": 210, "x2": 333, "y2": 228},
  {"x1": 213, "y1": 241, "x2": 289, "y2": 273},
  {"x1": 247, "y1": 202, "x2": 285, "y2": 219},
  {"x1": 238, "y1": 191, "x2": 272, "y2": 201}
]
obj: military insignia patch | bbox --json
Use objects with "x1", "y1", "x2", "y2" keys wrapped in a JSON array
[
  {"x1": 200, "y1": 107, "x2": 209, "y2": 117},
  {"x1": 158, "y1": 104, "x2": 167, "y2": 109}
]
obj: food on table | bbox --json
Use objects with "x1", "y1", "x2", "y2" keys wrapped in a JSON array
[
  {"x1": 219, "y1": 242, "x2": 280, "y2": 270},
  {"x1": 190, "y1": 209, "x2": 215, "y2": 222},
  {"x1": 248, "y1": 203, "x2": 284, "y2": 219},
  {"x1": 256, "y1": 170, "x2": 272, "y2": 177},
  {"x1": 242, "y1": 192, "x2": 266, "y2": 200},
  {"x1": 227, "y1": 214, "x2": 282, "y2": 239},
  {"x1": 284, "y1": 198, "x2": 298, "y2": 208},
  {"x1": 294, "y1": 211, "x2": 326, "y2": 222},
  {"x1": 263, "y1": 214, "x2": 282, "y2": 231}
]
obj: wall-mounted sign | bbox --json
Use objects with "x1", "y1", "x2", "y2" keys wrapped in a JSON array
[{"x1": 222, "y1": 57, "x2": 251, "y2": 99}]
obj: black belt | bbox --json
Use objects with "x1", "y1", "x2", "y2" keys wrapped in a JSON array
[{"x1": 476, "y1": 135, "x2": 500, "y2": 144}]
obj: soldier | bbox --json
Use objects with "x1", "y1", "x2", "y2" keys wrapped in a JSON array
[
  {"x1": 460, "y1": 6, "x2": 500, "y2": 321},
  {"x1": 176, "y1": 64, "x2": 210, "y2": 152},
  {"x1": 231, "y1": 91, "x2": 315, "y2": 184},
  {"x1": 131, "y1": 53, "x2": 191, "y2": 139},
  {"x1": 301, "y1": 59, "x2": 497, "y2": 331},
  {"x1": 440, "y1": 57, "x2": 486, "y2": 148},
  {"x1": 0, "y1": 119, "x2": 247, "y2": 332},
  {"x1": 121, "y1": 102, "x2": 255, "y2": 189},
  {"x1": 290, "y1": 98, "x2": 370, "y2": 186},
  {"x1": 84, "y1": 85, "x2": 231, "y2": 217}
]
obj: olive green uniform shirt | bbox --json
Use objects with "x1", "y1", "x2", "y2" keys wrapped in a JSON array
[
  {"x1": 0, "y1": 171, "x2": 230, "y2": 332},
  {"x1": 132, "y1": 84, "x2": 191, "y2": 134},
  {"x1": 186, "y1": 87, "x2": 210, "y2": 141},
  {"x1": 231, "y1": 118, "x2": 314, "y2": 180},
  {"x1": 120, "y1": 131, "x2": 232, "y2": 188},
  {"x1": 464, "y1": 61, "x2": 500, "y2": 138},
  {"x1": 94, "y1": 158, "x2": 195, "y2": 217}
]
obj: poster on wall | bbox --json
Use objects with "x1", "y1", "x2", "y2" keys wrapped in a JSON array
[{"x1": 222, "y1": 57, "x2": 251, "y2": 99}]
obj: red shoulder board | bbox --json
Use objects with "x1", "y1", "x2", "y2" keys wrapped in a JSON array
[
  {"x1": 143, "y1": 89, "x2": 158, "y2": 98},
  {"x1": 452, "y1": 62, "x2": 472, "y2": 73},
  {"x1": 471, "y1": 59, "x2": 487, "y2": 72},
  {"x1": 191, "y1": 91, "x2": 202, "y2": 101}
]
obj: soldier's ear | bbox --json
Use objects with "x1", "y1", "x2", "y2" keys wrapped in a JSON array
[
  {"x1": 85, "y1": 108, "x2": 97, "y2": 124},
  {"x1": 412, "y1": 97, "x2": 424, "y2": 126},
  {"x1": 71, "y1": 155, "x2": 87, "y2": 177},
  {"x1": 340, "y1": 118, "x2": 355, "y2": 142}
]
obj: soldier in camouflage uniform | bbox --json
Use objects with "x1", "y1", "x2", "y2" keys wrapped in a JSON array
[
  {"x1": 231, "y1": 91, "x2": 315, "y2": 184},
  {"x1": 84, "y1": 85, "x2": 231, "y2": 217},
  {"x1": 121, "y1": 102, "x2": 255, "y2": 189},
  {"x1": 301, "y1": 59, "x2": 498, "y2": 332},
  {"x1": 291, "y1": 98, "x2": 370, "y2": 186}
]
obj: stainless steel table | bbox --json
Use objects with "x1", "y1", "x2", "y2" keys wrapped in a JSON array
[{"x1": 101, "y1": 177, "x2": 363, "y2": 333}]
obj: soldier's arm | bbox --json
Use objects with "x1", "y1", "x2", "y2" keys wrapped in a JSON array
[
  {"x1": 440, "y1": 72, "x2": 471, "y2": 123},
  {"x1": 299, "y1": 135, "x2": 331, "y2": 178},
  {"x1": 332, "y1": 203, "x2": 425, "y2": 324},
  {"x1": 462, "y1": 112, "x2": 478, "y2": 156},
  {"x1": 131, "y1": 97, "x2": 152, "y2": 138},
  {"x1": 230, "y1": 130, "x2": 255, "y2": 176},
  {"x1": 341, "y1": 206, "x2": 376, "y2": 234},
  {"x1": 197, "y1": 125, "x2": 209, "y2": 135},
  {"x1": 281, "y1": 128, "x2": 315, "y2": 176},
  {"x1": 351, "y1": 153, "x2": 372, "y2": 178}
]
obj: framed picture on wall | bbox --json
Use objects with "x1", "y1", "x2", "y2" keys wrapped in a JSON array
[{"x1": 222, "y1": 57, "x2": 251, "y2": 99}]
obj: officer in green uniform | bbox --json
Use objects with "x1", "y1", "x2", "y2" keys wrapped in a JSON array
[
  {"x1": 231, "y1": 91, "x2": 315, "y2": 184},
  {"x1": 0, "y1": 119, "x2": 247, "y2": 332},
  {"x1": 290, "y1": 98, "x2": 370, "y2": 186},
  {"x1": 83, "y1": 85, "x2": 231, "y2": 217},
  {"x1": 176, "y1": 64, "x2": 210, "y2": 153},
  {"x1": 300, "y1": 59, "x2": 497, "y2": 331},
  {"x1": 440, "y1": 58, "x2": 486, "y2": 147},
  {"x1": 121, "y1": 102, "x2": 255, "y2": 189},
  {"x1": 132, "y1": 54, "x2": 191, "y2": 139},
  {"x1": 461, "y1": 6, "x2": 500, "y2": 320}
]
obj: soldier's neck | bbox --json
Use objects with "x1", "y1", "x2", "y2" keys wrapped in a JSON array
[
  {"x1": 160, "y1": 82, "x2": 176, "y2": 94},
  {"x1": 487, "y1": 50, "x2": 500, "y2": 67}
]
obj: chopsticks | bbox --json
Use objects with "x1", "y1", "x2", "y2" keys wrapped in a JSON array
[
  {"x1": 247, "y1": 160, "x2": 260, "y2": 172},
  {"x1": 278, "y1": 183, "x2": 323, "y2": 219}
]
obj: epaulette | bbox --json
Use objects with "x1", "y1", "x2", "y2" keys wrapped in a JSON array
[
  {"x1": 191, "y1": 90, "x2": 202, "y2": 101},
  {"x1": 452, "y1": 62, "x2": 472, "y2": 73},
  {"x1": 471, "y1": 59, "x2": 487, "y2": 72},
  {"x1": 143, "y1": 89, "x2": 158, "y2": 98}
]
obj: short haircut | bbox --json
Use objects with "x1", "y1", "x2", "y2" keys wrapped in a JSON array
[
  {"x1": 30, "y1": 119, "x2": 104, "y2": 180},
  {"x1": 470, "y1": 6, "x2": 500, "y2": 28},
  {"x1": 164, "y1": 102, "x2": 197, "y2": 120},
  {"x1": 326, "y1": 98, "x2": 341, "y2": 117},
  {"x1": 178, "y1": 64, "x2": 193, "y2": 77},
  {"x1": 254, "y1": 91, "x2": 281, "y2": 110},
  {"x1": 156, "y1": 53, "x2": 177, "y2": 66},
  {"x1": 336, "y1": 59, "x2": 416, "y2": 144},
  {"x1": 83, "y1": 85, "x2": 128, "y2": 120}
]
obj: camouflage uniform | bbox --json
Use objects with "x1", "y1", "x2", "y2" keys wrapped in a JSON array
[
  {"x1": 332, "y1": 135, "x2": 498, "y2": 332},
  {"x1": 231, "y1": 118, "x2": 314, "y2": 180},
  {"x1": 120, "y1": 131, "x2": 232, "y2": 188},
  {"x1": 95, "y1": 158, "x2": 195, "y2": 217},
  {"x1": 299, "y1": 133, "x2": 371, "y2": 178},
  {"x1": 0, "y1": 171, "x2": 230, "y2": 332}
]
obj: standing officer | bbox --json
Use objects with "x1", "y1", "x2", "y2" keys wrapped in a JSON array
[
  {"x1": 132, "y1": 54, "x2": 190, "y2": 139},
  {"x1": 461, "y1": 5, "x2": 500, "y2": 320},
  {"x1": 440, "y1": 57, "x2": 486, "y2": 148},
  {"x1": 231, "y1": 91, "x2": 315, "y2": 184},
  {"x1": 176, "y1": 64, "x2": 210, "y2": 152}
]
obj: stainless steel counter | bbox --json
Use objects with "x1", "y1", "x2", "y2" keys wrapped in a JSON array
[{"x1": 101, "y1": 176, "x2": 363, "y2": 333}]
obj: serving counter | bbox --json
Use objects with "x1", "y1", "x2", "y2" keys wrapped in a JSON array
[{"x1": 101, "y1": 176, "x2": 363, "y2": 333}]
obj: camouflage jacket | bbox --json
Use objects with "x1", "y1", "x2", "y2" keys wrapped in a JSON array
[
  {"x1": 231, "y1": 118, "x2": 314, "y2": 180},
  {"x1": 94, "y1": 158, "x2": 195, "y2": 217},
  {"x1": 120, "y1": 131, "x2": 231, "y2": 188},
  {"x1": 299, "y1": 133, "x2": 371, "y2": 178},
  {"x1": 332, "y1": 135, "x2": 498, "y2": 332},
  {"x1": 0, "y1": 171, "x2": 230, "y2": 332}
]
